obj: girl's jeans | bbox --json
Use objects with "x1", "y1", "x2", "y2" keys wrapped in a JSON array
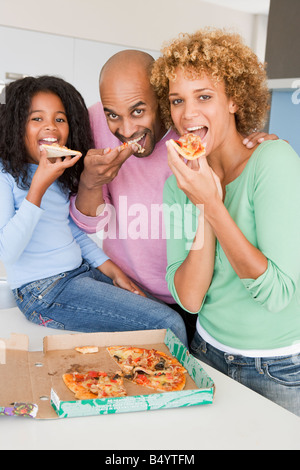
[
  {"x1": 190, "y1": 330, "x2": 300, "y2": 417},
  {"x1": 13, "y1": 260, "x2": 188, "y2": 347}
]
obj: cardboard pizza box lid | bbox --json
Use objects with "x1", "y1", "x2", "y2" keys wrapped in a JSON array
[{"x1": 0, "y1": 330, "x2": 215, "y2": 420}]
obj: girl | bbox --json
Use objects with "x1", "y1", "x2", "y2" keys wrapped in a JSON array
[
  {"x1": 0, "y1": 76, "x2": 187, "y2": 346},
  {"x1": 151, "y1": 29, "x2": 300, "y2": 415}
]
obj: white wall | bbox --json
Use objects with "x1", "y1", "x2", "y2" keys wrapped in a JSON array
[
  {"x1": 0, "y1": 0, "x2": 256, "y2": 51},
  {"x1": 0, "y1": 0, "x2": 268, "y2": 109}
]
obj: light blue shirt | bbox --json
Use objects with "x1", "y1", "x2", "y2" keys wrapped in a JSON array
[{"x1": 0, "y1": 163, "x2": 109, "y2": 289}]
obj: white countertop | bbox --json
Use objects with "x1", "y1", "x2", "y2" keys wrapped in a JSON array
[{"x1": 0, "y1": 304, "x2": 300, "y2": 451}]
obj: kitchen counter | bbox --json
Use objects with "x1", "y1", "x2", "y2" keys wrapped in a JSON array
[{"x1": 0, "y1": 304, "x2": 299, "y2": 451}]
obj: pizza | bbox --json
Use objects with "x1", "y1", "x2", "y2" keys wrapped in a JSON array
[
  {"x1": 75, "y1": 346, "x2": 99, "y2": 355},
  {"x1": 41, "y1": 143, "x2": 82, "y2": 159},
  {"x1": 63, "y1": 370, "x2": 127, "y2": 400},
  {"x1": 120, "y1": 140, "x2": 145, "y2": 154},
  {"x1": 169, "y1": 133, "x2": 206, "y2": 160},
  {"x1": 107, "y1": 346, "x2": 187, "y2": 392}
]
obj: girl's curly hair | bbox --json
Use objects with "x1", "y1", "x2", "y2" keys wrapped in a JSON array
[
  {"x1": 0, "y1": 75, "x2": 94, "y2": 193},
  {"x1": 151, "y1": 28, "x2": 270, "y2": 135}
]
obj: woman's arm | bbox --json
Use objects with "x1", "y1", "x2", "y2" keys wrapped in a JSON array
[
  {"x1": 168, "y1": 140, "x2": 300, "y2": 312},
  {"x1": 164, "y1": 171, "x2": 216, "y2": 313},
  {"x1": 173, "y1": 213, "x2": 216, "y2": 312}
]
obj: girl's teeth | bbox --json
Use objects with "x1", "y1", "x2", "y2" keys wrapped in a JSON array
[{"x1": 42, "y1": 138, "x2": 58, "y2": 143}]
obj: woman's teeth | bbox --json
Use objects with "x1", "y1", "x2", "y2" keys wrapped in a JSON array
[
  {"x1": 187, "y1": 126, "x2": 205, "y2": 132},
  {"x1": 187, "y1": 126, "x2": 208, "y2": 140}
]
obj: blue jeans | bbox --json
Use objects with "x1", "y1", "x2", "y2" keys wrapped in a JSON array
[
  {"x1": 190, "y1": 330, "x2": 300, "y2": 417},
  {"x1": 13, "y1": 261, "x2": 188, "y2": 347}
]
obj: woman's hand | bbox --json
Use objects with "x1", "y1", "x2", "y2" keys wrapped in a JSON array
[
  {"x1": 166, "y1": 141, "x2": 223, "y2": 211},
  {"x1": 98, "y1": 260, "x2": 146, "y2": 297},
  {"x1": 26, "y1": 147, "x2": 82, "y2": 207}
]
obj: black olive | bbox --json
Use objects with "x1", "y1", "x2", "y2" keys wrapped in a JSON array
[
  {"x1": 113, "y1": 355, "x2": 120, "y2": 361},
  {"x1": 155, "y1": 359, "x2": 166, "y2": 370}
]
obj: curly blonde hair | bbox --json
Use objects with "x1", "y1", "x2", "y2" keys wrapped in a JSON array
[{"x1": 151, "y1": 28, "x2": 270, "y2": 135}]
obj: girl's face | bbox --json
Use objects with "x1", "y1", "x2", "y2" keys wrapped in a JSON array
[
  {"x1": 169, "y1": 68, "x2": 238, "y2": 156},
  {"x1": 25, "y1": 91, "x2": 69, "y2": 164}
]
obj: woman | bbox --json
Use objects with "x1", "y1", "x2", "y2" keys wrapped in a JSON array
[{"x1": 151, "y1": 29, "x2": 300, "y2": 415}]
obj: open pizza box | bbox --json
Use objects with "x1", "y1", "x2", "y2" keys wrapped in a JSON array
[{"x1": 0, "y1": 329, "x2": 215, "y2": 419}]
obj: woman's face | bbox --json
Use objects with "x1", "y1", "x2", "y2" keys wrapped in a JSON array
[
  {"x1": 169, "y1": 68, "x2": 238, "y2": 156},
  {"x1": 25, "y1": 91, "x2": 69, "y2": 164}
]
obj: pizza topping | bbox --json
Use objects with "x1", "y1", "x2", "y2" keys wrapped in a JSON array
[
  {"x1": 169, "y1": 133, "x2": 206, "y2": 161},
  {"x1": 107, "y1": 346, "x2": 187, "y2": 392},
  {"x1": 120, "y1": 134, "x2": 146, "y2": 154},
  {"x1": 63, "y1": 370, "x2": 127, "y2": 400}
]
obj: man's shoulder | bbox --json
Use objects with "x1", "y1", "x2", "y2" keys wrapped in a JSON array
[
  {"x1": 88, "y1": 102, "x2": 120, "y2": 148},
  {"x1": 88, "y1": 102, "x2": 105, "y2": 122}
]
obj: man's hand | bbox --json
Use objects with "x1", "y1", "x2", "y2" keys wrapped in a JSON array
[
  {"x1": 80, "y1": 144, "x2": 137, "y2": 190},
  {"x1": 75, "y1": 143, "x2": 137, "y2": 217},
  {"x1": 243, "y1": 131, "x2": 279, "y2": 149}
]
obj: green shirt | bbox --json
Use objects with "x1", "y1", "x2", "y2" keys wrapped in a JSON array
[{"x1": 164, "y1": 140, "x2": 300, "y2": 351}]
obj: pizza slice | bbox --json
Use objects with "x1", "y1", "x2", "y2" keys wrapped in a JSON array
[
  {"x1": 75, "y1": 346, "x2": 99, "y2": 355},
  {"x1": 63, "y1": 370, "x2": 127, "y2": 400},
  {"x1": 169, "y1": 133, "x2": 206, "y2": 160},
  {"x1": 132, "y1": 370, "x2": 186, "y2": 392},
  {"x1": 107, "y1": 346, "x2": 187, "y2": 392},
  {"x1": 120, "y1": 140, "x2": 145, "y2": 154},
  {"x1": 41, "y1": 143, "x2": 82, "y2": 159}
]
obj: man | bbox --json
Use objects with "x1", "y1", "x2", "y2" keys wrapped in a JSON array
[{"x1": 70, "y1": 49, "x2": 276, "y2": 343}]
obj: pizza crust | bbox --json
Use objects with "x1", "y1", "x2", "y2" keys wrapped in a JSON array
[
  {"x1": 75, "y1": 346, "x2": 99, "y2": 355},
  {"x1": 41, "y1": 143, "x2": 82, "y2": 159}
]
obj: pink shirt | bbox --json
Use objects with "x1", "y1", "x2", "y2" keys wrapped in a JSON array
[{"x1": 70, "y1": 102, "x2": 179, "y2": 303}]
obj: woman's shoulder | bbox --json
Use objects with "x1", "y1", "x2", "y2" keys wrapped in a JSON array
[
  {"x1": 249, "y1": 139, "x2": 300, "y2": 193},
  {"x1": 252, "y1": 139, "x2": 300, "y2": 170}
]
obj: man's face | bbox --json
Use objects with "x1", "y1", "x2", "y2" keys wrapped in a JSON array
[{"x1": 100, "y1": 72, "x2": 164, "y2": 158}]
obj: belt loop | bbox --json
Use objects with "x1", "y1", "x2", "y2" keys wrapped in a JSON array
[
  {"x1": 255, "y1": 357, "x2": 264, "y2": 375},
  {"x1": 200, "y1": 340, "x2": 207, "y2": 354}
]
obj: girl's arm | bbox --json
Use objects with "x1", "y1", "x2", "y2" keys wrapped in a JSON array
[{"x1": 0, "y1": 173, "x2": 44, "y2": 266}]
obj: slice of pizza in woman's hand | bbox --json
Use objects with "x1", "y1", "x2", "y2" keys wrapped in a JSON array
[
  {"x1": 41, "y1": 143, "x2": 82, "y2": 159},
  {"x1": 169, "y1": 133, "x2": 206, "y2": 160},
  {"x1": 62, "y1": 370, "x2": 127, "y2": 400}
]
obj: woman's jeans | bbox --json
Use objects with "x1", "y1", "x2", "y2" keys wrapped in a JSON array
[
  {"x1": 190, "y1": 330, "x2": 300, "y2": 417},
  {"x1": 13, "y1": 261, "x2": 188, "y2": 347}
]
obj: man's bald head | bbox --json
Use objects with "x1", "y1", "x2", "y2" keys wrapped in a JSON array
[
  {"x1": 99, "y1": 50, "x2": 155, "y2": 84},
  {"x1": 99, "y1": 49, "x2": 166, "y2": 157}
]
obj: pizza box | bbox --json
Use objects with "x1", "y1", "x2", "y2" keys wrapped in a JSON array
[{"x1": 0, "y1": 329, "x2": 215, "y2": 419}]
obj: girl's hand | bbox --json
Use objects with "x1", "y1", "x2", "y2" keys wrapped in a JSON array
[
  {"x1": 98, "y1": 260, "x2": 146, "y2": 297},
  {"x1": 166, "y1": 141, "x2": 223, "y2": 210},
  {"x1": 26, "y1": 147, "x2": 82, "y2": 207}
]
